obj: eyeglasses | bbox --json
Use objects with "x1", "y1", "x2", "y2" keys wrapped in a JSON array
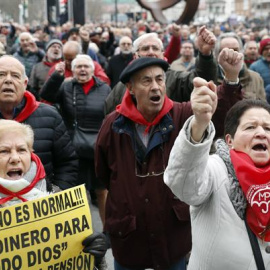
[
  {"x1": 135, "y1": 145, "x2": 165, "y2": 178},
  {"x1": 137, "y1": 45, "x2": 162, "y2": 52},
  {"x1": 121, "y1": 42, "x2": 132, "y2": 46}
]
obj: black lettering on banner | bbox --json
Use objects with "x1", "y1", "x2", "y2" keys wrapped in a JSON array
[
  {"x1": 55, "y1": 215, "x2": 90, "y2": 239},
  {"x1": 0, "y1": 209, "x2": 12, "y2": 227},
  {"x1": 15, "y1": 204, "x2": 30, "y2": 223},
  {"x1": 1, "y1": 255, "x2": 22, "y2": 270}
]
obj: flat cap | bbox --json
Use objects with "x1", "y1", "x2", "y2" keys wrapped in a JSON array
[{"x1": 120, "y1": 57, "x2": 169, "y2": 84}]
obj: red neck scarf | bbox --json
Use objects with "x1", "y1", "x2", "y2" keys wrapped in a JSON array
[
  {"x1": 43, "y1": 58, "x2": 62, "y2": 67},
  {"x1": 230, "y1": 149, "x2": 270, "y2": 241},
  {"x1": 116, "y1": 90, "x2": 173, "y2": 133},
  {"x1": 14, "y1": 91, "x2": 40, "y2": 122},
  {"x1": 0, "y1": 153, "x2": 46, "y2": 204},
  {"x1": 82, "y1": 78, "x2": 95, "y2": 95}
]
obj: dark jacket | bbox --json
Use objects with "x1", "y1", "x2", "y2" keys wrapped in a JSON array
[
  {"x1": 40, "y1": 77, "x2": 111, "y2": 135},
  {"x1": 105, "y1": 52, "x2": 217, "y2": 114},
  {"x1": 95, "y1": 82, "x2": 242, "y2": 269},
  {"x1": 2, "y1": 91, "x2": 78, "y2": 190},
  {"x1": 13, "y1": 47, "x2": 45, "y2": 77}
]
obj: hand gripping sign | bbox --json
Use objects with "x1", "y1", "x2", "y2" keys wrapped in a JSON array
[{"x1": 0, "y1": 185, "x2": 94, "y2": 270}]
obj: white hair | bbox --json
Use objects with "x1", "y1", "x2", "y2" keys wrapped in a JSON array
[
  {"x1": 19, "y1": 32, "x2": 33, "y2": 43},
  {"x1": 133, "y1": 33, "x2": 163, "y2": 53},
  {"x1": 71, "y1": 54, "x2": 95, "y2": 71}
]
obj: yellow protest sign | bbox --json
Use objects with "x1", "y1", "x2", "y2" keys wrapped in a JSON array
[{"x1": 0, "y1": 185, "x2": 94, "y2": 270}]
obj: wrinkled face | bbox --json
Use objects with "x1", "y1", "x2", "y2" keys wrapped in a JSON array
[
  {"x1": 262, "y1": 45, "x2": 270, "y2": 61},
  {"x1": 180, "y1": 42, "x2": 194, "y2": 58},
  {"x1": 245, "y1": 41, "x2": 258, "y2": 60},
  {"x1": 127, "y1": 66, "x2": 166, "y2": 122},
  {"x1": 73, "y1": 58, "x2": 94, "y2": 84},
  {"x1": 19, "y1": 34, "x2": 32, "y2": 53},
  {"x1": 47, "y1": 43, "x2": 62, "y2": 61},
  {"x1": 119, "y1": 37, "x2": 132, "y2": 54},
  {"x1": 135, "y1": 37, "x2": 163, "y2": 59},
  {"x1": 0, "y1": 57, "x2": 27, "y2": 107},
  {"x1": 220, "y1": 37, "x2": 240, "y2": 52},
  {"x1": 0, "y1": 132, "x2": 31, "y2": 180},
  {"x1": 226, "y1": 108, "x2": 270, "y2": 167}
]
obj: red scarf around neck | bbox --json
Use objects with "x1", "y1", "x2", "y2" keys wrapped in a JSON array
[
  {"x1": 230, "y1": 149, "x2": 270, "y2": 241},
  {"x1": 82, "y1": 78, "x2": 95, "y2": 95},
  {"x1": 0, "y1": 153, "x2": 46, "y2": 204},
  {"x1": 14, "y1": 91, "x2": 40, "y2": 122},
  {"x1": 116, "y1": 90, "x2": 173, "y2": 133}
]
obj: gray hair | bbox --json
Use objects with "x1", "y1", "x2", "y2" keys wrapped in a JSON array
[
  {"x1": 71, "y1": 54, "x2": 95, "y2": 71},
  {"x1": 243, "y1": 40, "x2": 258, "y2": 51},
  {"x1": 133, "y1": 33, "x2": 163, "y2": 53},
  {"x1": 19, "y1": 32, "x2": 33, "y2": 43},
  {"x1": 0, "y1": 119, "x2": 34, "y2": 151},
  {"x1": 214, "y1": 32, "x2": 243, "y2": 58},
  {"x1": 0, "y1": 55, "x2": 27, "y2": 78}
]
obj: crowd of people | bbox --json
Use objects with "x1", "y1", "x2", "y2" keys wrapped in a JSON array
[{"x1": 0, "y1": 16, "x2": 270, "y2": 269}]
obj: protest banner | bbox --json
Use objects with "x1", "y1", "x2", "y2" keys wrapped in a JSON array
[{"x1": 0, "y1": 184, "x2": 94, "y2": 270}]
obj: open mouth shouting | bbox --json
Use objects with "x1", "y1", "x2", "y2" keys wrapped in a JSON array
[
  {"x1": 150, "y1": 95, "x2": 161, "y2": 104},
  {"x1": 6, "y1": 168, "x2": 23, "y2": 180}
]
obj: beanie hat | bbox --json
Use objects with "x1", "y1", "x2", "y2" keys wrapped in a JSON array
[
  {"x1": 45, "y1": 39, "x2": 63, "y2": 51},
  {"x1": 259, "y1": 38, "x2": 270, "y2": 55}
]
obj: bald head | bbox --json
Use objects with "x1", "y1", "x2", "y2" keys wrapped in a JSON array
[
  {"x1": 63, "y1": 41, "x2": 82, "y2": 70},
  {"x1": 0, "y1": 55, "x2": 26, "y2": 78}
]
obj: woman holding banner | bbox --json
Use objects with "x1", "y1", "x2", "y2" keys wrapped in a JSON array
[{"x1": 0, "y1": 119, "x2": 107, "y2": 268}]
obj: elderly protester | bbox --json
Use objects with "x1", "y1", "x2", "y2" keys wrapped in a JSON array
[
  {"x1": 95, "y1": 47, "x2": 243, "y2": 270},
  {"x1": 40, "y1": 54, "x2": 111, "y2": 206},
  {"x1": 164, "y1": 97, "x2": 270, "y2": 268},
  {"x1": 0, "y1": 119, "x2": 107, "y2": 261}
]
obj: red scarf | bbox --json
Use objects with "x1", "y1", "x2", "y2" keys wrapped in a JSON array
[
  {"x1": 230, "y1": 150, "x2": 270, "y2": 241},
  {"x1": 43, "y1": 58, "x2": 62, "y2": 67},
  {"x1": 0, "y1": 153, "x2": 46, "y2": 204},
  {"x1": 82, "y1": 78, "x2": 95, "y2": 95},
  {"x1": 14, "y1": 91, "x2": 40, "y2": 122},
  {"x1": 116, "y1": 90, "x2": 173, "y2": 133}
]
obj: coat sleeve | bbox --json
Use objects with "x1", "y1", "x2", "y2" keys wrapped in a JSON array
[
  {"x1": 40, "y1": 71, "x2": 65, "y2": 103},
  {"x1": 164, "y1": 116, "x2": 215, "y2": 206},
  {"x1": 51, "y1": 110, "x2": 79, "y2": 189}
]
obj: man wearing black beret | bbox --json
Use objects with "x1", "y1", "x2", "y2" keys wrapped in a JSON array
[{"x1": 95, "y1": 49, "x2": 243, "y2": 270}]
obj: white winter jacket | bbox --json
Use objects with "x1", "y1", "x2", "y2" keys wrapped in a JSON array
[{"x1": 164, "y1": 116, "x2": 270, "y2": 270}]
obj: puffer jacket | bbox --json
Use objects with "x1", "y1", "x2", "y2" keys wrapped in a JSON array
[{"x1": 2, "y1": 91, "x2": 78, "y2": 190}]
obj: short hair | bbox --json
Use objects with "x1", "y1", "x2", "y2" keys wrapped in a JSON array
[
  {"x1": 224, "y1": 99, "x2": 270, "y2": 138},
  {"x1": 214, "y1": 32, "x2": 243, "y2": 58},
  {"x1": 71, "y1": 54, "x2": 95, "y2": 71},
  {"x1": 133, "y1": 33, "x2": 163, "y2": 53},
  {"x1": 0, "y1": 55, "x2": 27, "y2": 78},
  {"x1": 19, "y1": 32, "x2": 33, "y2": 43},
  {"x1": 0, "y1": 120, "x2": 34, "y2": 151},
  {"x1": 243, "y1": 40, "x2": 258, "y2": 52}
]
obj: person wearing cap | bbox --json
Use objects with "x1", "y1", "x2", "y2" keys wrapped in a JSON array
[
  {"x1": 95, "y1": 48, "x2": 243, "y2": 270},
  {"x1": 250, "y1": 38, "x2": 270, "y2": 88},
  {"x1": 29, "y1": 39, "x2": 63, "y2": 100},
  {"x1": 104, "y1": 25, "x2": 217, "y2": 114},
  {"x1": 214, "y1": 32, "x2": 266, "y2": 101},
  {"x1": 13, "y1": 32, "x2": 45, "y2": 78}
]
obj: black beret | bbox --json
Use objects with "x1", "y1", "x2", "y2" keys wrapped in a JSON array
[{"x1": 119, "y1": 57, "x2": 169, "y2": 84}]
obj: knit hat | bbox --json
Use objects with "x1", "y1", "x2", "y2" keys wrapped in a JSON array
[
  {"x1": 45, "y1": 39, "x2": 63, "y2": 51},
  {"x1": 120, "y1": 57, "x2": 169, "y2": 84},
  {"x1": 259, "y1": 38, "x2": 270, "y2": 55}
]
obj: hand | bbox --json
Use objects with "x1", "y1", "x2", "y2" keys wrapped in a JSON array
[
  {"x1": 190, "y1": 77, "x2": 217, "y2": 141},
  {"x1": 79, "y1": 27, "x2": 90, "y2": 42},
  {"x1": 171, "y1": 23, "x2": 181, "y2": 38},
  {"x1": 29, "y1": 41, "x2": 38, "y2": 53},
  {"x1": 197, "y1": 25, "x2": 216, "y2": 56},
  {"x1": 55, "y1": 62, "x2": 65, "y2": 76},
  {"x1": 82, "y1": 232, "x2": 107, "y2": 258},
  {"x1": 218, "y1": 48, "x2": 243, "y2": 81}
]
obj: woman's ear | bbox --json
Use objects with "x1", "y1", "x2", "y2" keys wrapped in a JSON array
[{"x1": 225, "y1": 134, "x2": 234, "y2": 149}]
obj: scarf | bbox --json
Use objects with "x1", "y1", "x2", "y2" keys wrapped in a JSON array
[
  {"x1": 116, "y1": 90, "x2": 173, "y2": 133},
  {"x1": 14, "y1": 91, "x2": 40, "y2": 122},
  {"x1": 0, "y1": 153, "x2": 46, "y2": 205},
  {"x1": 82, "y1": 78, "x2": 95, "y2": 95},
  {"x1": 230, "y1": 150, "x2": 270, "y2": 241},
  {"x1": 43, "y1": 57, "x2": 62, "y2": 67}
]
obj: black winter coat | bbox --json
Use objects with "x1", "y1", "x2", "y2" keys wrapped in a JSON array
[{"x1": 9, "y1": 92, "x2": 79, "y2": 190}]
